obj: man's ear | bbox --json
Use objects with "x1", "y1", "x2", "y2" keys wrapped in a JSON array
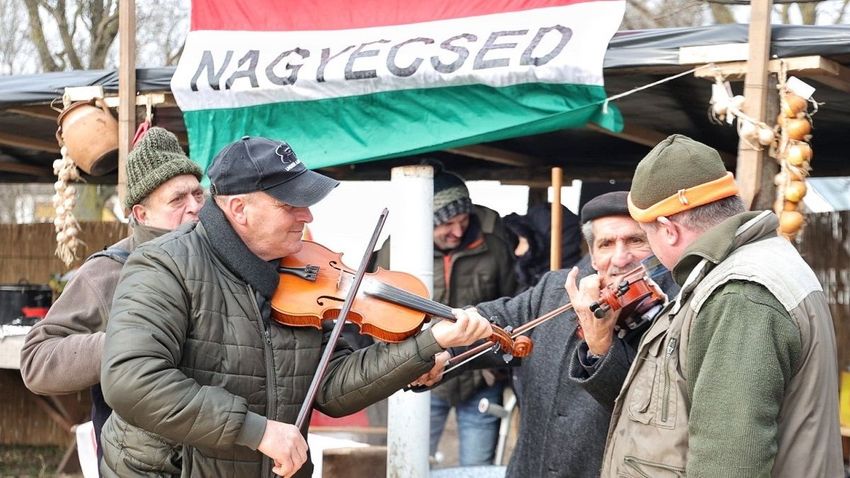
[
  {"x1": 656, "y1": 216, "x2": 679, "y2": 246},
  {"x1": 130, "y1": 204, "x2": 147, "y2": 224},
  {"x1": 222, "y1": 196, "x2": 249, "y2": 225}
]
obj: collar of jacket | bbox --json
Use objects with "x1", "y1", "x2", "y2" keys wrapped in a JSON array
[
  {"x1": 435, "y1": 212, "x2": 484, "y2": 256},
  {"x1": 672, "y1": 210, "x2": 778, "y2": 285},
  {"x1": 199, "y1": 200, "x2": 280, "y2": 298},
  {"x1": 130, "y1": 220, "x2": 172, "y2": 247}
]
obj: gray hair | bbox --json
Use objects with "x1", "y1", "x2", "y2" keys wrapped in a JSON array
[
  {"x1": 669, "y1": 195, "x2": 746, "y2": 232},
  {"x1": 643, "y1": 195, "x2": 746, "y2": 233},
  {"x1": 581, "y1": 220, "x2": 595, "y2": 251}
]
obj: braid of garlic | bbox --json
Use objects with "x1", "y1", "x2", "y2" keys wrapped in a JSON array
[{"x1": 52, "y1": 145, "x2": 84, "y2": 266}]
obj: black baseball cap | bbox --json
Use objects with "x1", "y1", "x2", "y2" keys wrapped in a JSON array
[{"x1": 208, "y1": 136, "x2": 339, "y2": 207}]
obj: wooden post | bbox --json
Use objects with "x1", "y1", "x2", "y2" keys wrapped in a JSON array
[
  {"x1": 550, "y1": 167, "x2": 563, "y2": 271},
  {"x1": 753, "y1": 76, "x2": 780, "y2": 211},
  {"x1": 118, "y1": 0, "x2": 136, "y2": 207},
  {"x1": 736, "y1": 0, "x2": 773, "y2": 209}
]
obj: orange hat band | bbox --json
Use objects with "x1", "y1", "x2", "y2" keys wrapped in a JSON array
[{"x1": 628, "y1": 172, "x2": 739, "y2": 223}]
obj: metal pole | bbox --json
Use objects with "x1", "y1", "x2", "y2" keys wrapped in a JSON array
[{"x1": 386, "y1": 165, "x2": 433, "y2": 478}]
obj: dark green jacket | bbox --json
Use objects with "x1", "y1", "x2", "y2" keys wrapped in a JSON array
[{"x1": 102, "y1": 202, "x2": 443, "y2": 477}]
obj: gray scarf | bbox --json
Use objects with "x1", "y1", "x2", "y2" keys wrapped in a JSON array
[{"x1": 199, "y1": 200, "x2": 280, "y2": 299}]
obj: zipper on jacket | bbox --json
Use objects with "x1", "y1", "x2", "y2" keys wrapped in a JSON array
[
  {"x1": 249, "y1": 285, "x2": 276, "y2": 478},
  {"x1": 662, "y1": 337, "x2": 678, "y2": 422},
  {"x1": 624, "y1": 456, "x2": 685, "y2": 477}
]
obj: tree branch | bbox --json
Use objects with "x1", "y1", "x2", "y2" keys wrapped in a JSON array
[{"x1": 23, "y1": 0, "x2": 59, "y2": 71}]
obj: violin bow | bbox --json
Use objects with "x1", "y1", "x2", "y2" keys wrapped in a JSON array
[
  {"x1": 440, "y1": 301, "x2": 574, "y2": 377},
  {"x1": 439, "y1": 258, "x2": 664, "y2": 378},
  {"x1": 294, "y1": 208, "x2": 389, "y2": 430}
]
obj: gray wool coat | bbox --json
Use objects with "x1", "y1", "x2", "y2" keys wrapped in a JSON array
[{"x1": 472, "y1": 255, "x2": 677, "y2": 478}]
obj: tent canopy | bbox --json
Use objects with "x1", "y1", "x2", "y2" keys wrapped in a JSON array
[{"x1": 1, "y1": 23, "x2": 848, "y2": 185}]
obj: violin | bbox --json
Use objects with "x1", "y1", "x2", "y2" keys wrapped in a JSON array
[
  {"x1": 270, "y1": 241, "x2": 533, "y2": 359},
  {"x1": 589, "y1": 266, "x2": 666, "y2": 321},
  {"x1": 441, "y1": 258, "x2": 667, "y2": 375}
]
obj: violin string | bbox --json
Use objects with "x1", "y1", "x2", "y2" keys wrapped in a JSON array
[{"x1": 366, "y1": 280, "x2": 453, "y2": 318}]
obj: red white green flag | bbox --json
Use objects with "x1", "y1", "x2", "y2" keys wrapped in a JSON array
[{"x1": 172, "y1": 0, "x2": 625, "y2": 172}]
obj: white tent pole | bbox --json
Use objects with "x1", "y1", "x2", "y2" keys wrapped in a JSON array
[{"x1": 386, "y1": 164, "x2": 434, "y2": 478}]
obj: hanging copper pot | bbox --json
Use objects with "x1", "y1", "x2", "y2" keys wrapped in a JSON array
[{"x1": 55, "y1": 98, "x2": 119, "y2": 176}]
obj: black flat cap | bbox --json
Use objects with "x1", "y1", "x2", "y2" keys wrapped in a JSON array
[{"x1": 580, "y1": 191, "x2": 630, "y2": 224}]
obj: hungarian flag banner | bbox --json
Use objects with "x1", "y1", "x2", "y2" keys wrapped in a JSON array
[{"x1": 171, "y1": 0, "x2": 625, "y2": 172}]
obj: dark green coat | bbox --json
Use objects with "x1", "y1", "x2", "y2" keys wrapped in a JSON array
[{"x1": 102, "y1": 214, "x2": 443, "y2": 477}]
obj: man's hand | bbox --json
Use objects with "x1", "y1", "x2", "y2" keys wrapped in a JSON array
[
  {"x1": 257, "y1": 420, "x2": 308, "y2": 477},
  {"x1": 430, "y1": 308, "x2": 493, "y2": 349},
  {"x1": 410, "y1": 351, "x2": 452, "y2": 387},
  {"x1": 565, "y1": 267, "x2": 617, "y2": 356}
]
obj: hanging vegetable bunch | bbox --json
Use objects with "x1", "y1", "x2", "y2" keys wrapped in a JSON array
[
  {"x1": 773, "y1": 78, "x2": 817, "y2": 240},
  {"x1": 52, "y1": 145, "x2": 84, "y2": 266},
  {"x1": 708, "y1": 77, "x2": 776, "y2": 148}
]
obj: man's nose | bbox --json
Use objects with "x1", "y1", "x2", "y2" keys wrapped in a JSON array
[
  {"x1": 296, "y1": 207, "x2": 313, "y2": 223},
  {"x1": 451, "y1": 223, "x2": 464, "y2": 237},
  {"x1": 188, "y1": 194, "x2": 204, "y2": 214},
  {"x1": 612, "y1": 241, "x2": 634, "y2": 267}
]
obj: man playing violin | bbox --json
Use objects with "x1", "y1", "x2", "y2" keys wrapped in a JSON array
[
  {"x1": 414, "y1": 190, "x2": 678, "y2": 478},
  {"x1": 100, "y1": 136, "x2": 496, "y2": 478},
  {"x1": 600, "y1": 135, "x2": 842, "y2": 477}
]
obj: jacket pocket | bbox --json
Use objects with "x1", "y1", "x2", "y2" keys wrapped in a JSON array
[
  {"x1": 101, "y1": 413, "x2": 181, "y2": 475},
  {"x1": 656, "y1": 336, "x2": 679, "y2": 429},
  {"x1": 627, "y1": 334, "x2": 663, "y2": 424},
  {"x1": 623, "y1": 455, "x2": 685, "y2": 478}
]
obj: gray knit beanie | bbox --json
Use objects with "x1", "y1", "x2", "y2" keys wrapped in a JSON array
[
  {"x1": 124, "y1": 127, "x2": 203, "y2": 209},
  {"x1": 433, "y1": 167, "x2": 472, "y2": 226}
]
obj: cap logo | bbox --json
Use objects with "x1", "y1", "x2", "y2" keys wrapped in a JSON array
[{"x1": 275, "y1": 144, "x2": 302, "y2": 172}]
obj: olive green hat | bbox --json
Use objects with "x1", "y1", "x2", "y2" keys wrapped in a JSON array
[
  {"x1": 627, "y1": 134, "x2": 739, "y2": 223},
  {"x1": 124, "y1": 127, "x2": 203, "y2": 209}
]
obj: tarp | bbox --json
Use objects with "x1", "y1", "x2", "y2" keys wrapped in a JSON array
[{"x1": 171, "y1": 0, "x2": 626, "y2": 173}]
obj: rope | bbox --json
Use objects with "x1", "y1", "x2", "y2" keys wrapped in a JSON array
[{"x1": 602, "y1": 63, "x2": 716, "y2": 113}]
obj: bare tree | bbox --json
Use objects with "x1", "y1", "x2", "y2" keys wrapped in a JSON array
[
  {"x1": 0, "y1": 0, "x2": 35, "y2": 74},
  {"x1": 135, "y1": 0, "x2": 188, "y2": 66},
  {"x1": 10, "y1": 0, "x2": 187, "y2": 74},
  {"x1": 623, "y1": 0, "x2": 707, "y2": 29},
  {"x1": 21, "y1": 0, "x2": 119, "y2": 71},
  {"x1": 624, "y1": 0, "x2": 850, "y2": 29}
]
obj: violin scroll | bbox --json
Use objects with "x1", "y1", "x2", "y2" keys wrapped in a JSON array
[
  {"x1": 588, "y1": 270, "x2": 666, "y2": 321},
  {"x1": 511, "y1": 335, "x2": 533, "y2": 357}
]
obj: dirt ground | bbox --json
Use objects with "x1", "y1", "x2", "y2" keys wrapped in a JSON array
[{"x1": 0, "y1": 445, "x2": 78, "y2": 478}]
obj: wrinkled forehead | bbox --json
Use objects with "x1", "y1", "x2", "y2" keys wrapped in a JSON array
[{"x1": 591, "y1": 215, "x2": 646, "y2": 245}]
